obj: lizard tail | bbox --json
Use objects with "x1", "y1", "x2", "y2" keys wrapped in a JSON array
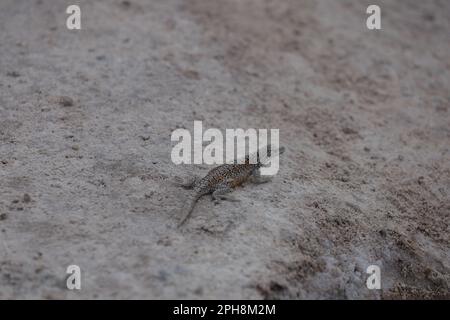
[{"x1": 177, "y1": 193, "x2": 202, "y2": 228}]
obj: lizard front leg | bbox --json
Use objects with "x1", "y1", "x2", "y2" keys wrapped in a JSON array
[{"x1": 250, "y1": 169, "x2": 272, "y2": 184}]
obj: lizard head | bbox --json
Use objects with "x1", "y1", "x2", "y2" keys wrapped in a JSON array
[{"x1": 257, "y1": 144, "x2": 285, "y2": 164}]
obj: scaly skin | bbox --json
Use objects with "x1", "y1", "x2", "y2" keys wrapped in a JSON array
[{"x1": 177, "y1": 145, "x2": 285, "y2": 227}]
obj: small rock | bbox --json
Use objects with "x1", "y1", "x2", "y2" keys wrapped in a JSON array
[
  {"x1": 23, "y1": 193, "x2": 31, "y2": 203},
  {"x1": 342, "y1": 127, "x2": 357, "y2": 135},
  {"x1": 33, "y1": 252, "x2": 43, "y2": 260},
  {"x1": 157, "y1": 270, "x2": 169, "y2": 282},
  {"x1": 0, "y1": 213, "x2": 8, "y2": 221},
  {"x1": 53, "y1": 96, "x2": 74, "y2": 107},
  {"x1": 422, "y1": 13, "x2": 435, "y2": 22},
  {"x1": 181, "y1": 69, "x2": 200, "y2": 80},
  {"x1": 72, "y1": 145, "x2": 80, "y2": 151},
  {"x1": 194, "y1": 287, "x2": 203, "y2": 295},
  {"x1": 59, "y1": 96, "x2": 74, "y2": 107},
  {"x1": 121, "y1": 0, "x2": 131, "y2": 8},
  {"x1": 6, "y1": 71, "x2": 20, "y2": 78}
]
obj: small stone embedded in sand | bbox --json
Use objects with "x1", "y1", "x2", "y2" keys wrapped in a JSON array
[
  {"x1": 6, "y1": 71, "x2": 20, "y2": 77},
  {"x1": 59, "y1": 96, "x2": 74, "y2": 107},
  {"x1": 342, "y1": 127, "x2": 358, "y2": 135},
  {"x1": 23, "y1": 193, "x2": 31, "y2": 203},
  {"x1": 422, "y1": 12, "x2": 435, "y2": 22},
  {"x1": 121, "y1": 0, "x2": 131, "y2": 9},
  {"x1": 50, "y1": 95, "x2": 74, "y2": 107},
  {"x1": 0, "y1": 0, "x2": 448, "y2": 300},
  {"x1": 139, "y1": 135, "x2": 150, "y2": 141},
  {"x1": 194, "y1": 287, "x2": 203, "y2": 295},
  {"x1": 181, "y1": 69, "x2": 200, "y2": 80}
]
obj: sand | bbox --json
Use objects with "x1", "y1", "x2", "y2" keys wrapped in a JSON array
[{"x1": 0, "y1": 0, "x2": 449, "y2": 299}]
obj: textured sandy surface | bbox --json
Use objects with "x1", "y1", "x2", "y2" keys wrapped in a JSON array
[{"x1": 0, "y1": 0, "x2": 449, "y2": 299}]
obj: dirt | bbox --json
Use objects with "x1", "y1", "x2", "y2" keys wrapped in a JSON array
[{"x1": 0, "y1": 0, "x2": 449, "y2": 299}]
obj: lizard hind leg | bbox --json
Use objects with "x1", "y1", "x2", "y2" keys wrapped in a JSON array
[{"x1": 211, "y1": 184, "x2": 240, "y2": 204}]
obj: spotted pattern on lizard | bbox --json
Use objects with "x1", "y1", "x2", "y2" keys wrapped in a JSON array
[{"x1": 177, "y1": 144, "x2": 285, "y2": 227}]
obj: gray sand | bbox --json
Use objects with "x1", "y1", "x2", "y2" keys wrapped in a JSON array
[{"x1": 0, "y1": 0, "x2": 449, "y2": 299}]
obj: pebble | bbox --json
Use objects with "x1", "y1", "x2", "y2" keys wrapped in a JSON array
[{"x1": 23, "y1": 193, "x2": 31, "y2": 203}]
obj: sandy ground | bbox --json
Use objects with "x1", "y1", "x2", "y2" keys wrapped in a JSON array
[{"x1": 0, "y1": 0, "x2": 449, "y2": 299}]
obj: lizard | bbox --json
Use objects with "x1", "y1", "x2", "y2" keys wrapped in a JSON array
[{"x1": 177, "y1": 144, "x2": 285, "y2": 227}]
